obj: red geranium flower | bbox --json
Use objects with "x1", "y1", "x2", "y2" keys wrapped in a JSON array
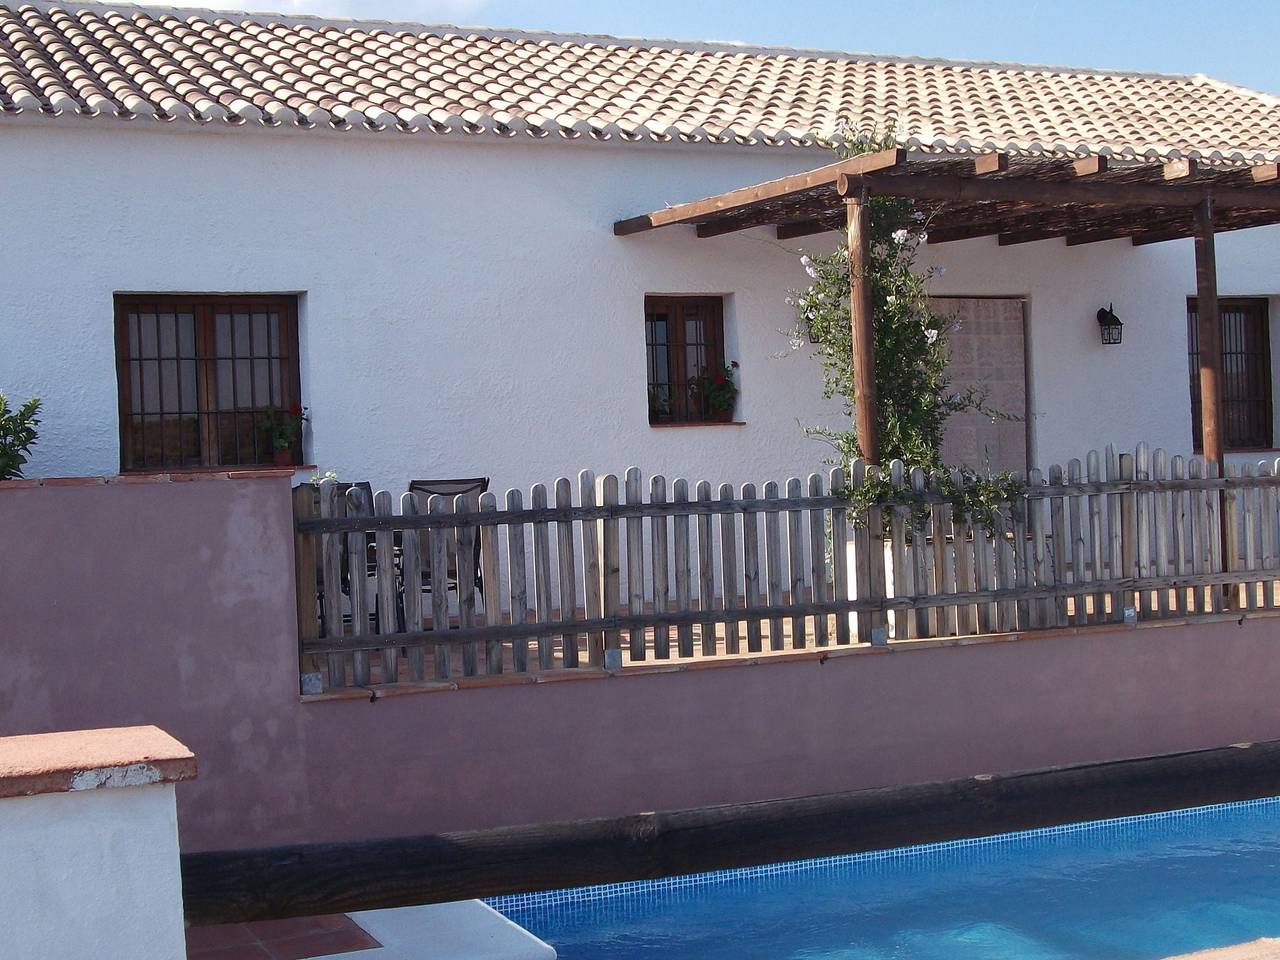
[
  {"x1": 730, "y1": 361, "x2": 739, "y2": 369},
  {"x1": 288, "y1": 404, "x2": 304, "y2": 417},
  {"x1": 712, "y1": 373, "x2": 727, "y2": 385}
]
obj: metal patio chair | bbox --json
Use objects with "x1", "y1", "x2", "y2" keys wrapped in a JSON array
[{"x1": 407, "y1": 477, "x2": 490, "y2": 607}]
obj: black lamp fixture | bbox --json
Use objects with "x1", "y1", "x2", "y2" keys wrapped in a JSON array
[{"x1": 1097, "y1": 303, "x2": 1123, "y2": 345}]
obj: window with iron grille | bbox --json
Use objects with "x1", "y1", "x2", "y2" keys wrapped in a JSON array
[
  {"x1": 113, "y1": 295, "x2": 302, "y2": 471},
  {"x1": 645, "y1": 295, "x2": 726, "y2": 424},
  {"x1": 1188, "y1": 297, "x2": 1273, "y2": 450}
]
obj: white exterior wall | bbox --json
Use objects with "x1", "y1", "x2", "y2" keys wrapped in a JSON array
[
  {"x1": 0, "y1": 783, "x2": 187, "y2": 960},
  {"x1": 2, "y1": 117, "x2": 1278, "y2": 489}
]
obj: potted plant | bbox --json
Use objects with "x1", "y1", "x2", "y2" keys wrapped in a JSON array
[
  {"x1": 0, "y1": 392, "x2": 40, "y2": 480},
  {"x1": 692, "y1": 361, "x2": 739, "y2": 422},
  {"x1": 267, "y1": 404, "x2": 308, "y2": 466}
]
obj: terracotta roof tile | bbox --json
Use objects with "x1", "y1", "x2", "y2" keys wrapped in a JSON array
[{"x1": 2, "y1": 1, "x2": 1278, "y2": 162}]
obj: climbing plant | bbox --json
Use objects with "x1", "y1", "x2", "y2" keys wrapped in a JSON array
[{"x1": 783, "y1": 123, "x2": 1024, "y2": 521}]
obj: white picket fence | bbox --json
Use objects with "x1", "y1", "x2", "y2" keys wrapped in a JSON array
[{"x1": 293, "y1": 443, "x2": 1280, "y2": 691}]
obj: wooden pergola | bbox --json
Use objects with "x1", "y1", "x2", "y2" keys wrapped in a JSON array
[{"x1": 615, "y1": 148, "x2": 1280, "y2": 466}]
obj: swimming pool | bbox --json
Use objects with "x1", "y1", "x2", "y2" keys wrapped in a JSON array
[{"x1": 491, "y1": 797, "x2": 1280, "y2": 959}]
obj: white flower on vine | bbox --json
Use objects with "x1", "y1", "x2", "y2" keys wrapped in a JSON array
[
  {"x1": 886, "y1": 295, "x2": 896, "y2": 304},
  {"x1": 790, "y1": 336, "x2": 804, "y2": 351},
  {"x1": 925, "y1": 329, "x2": 939, "y2": 344},
  {"x1": 891, "y1": 228, "x2": 909, "y2": 244},
  {"x1": 800, "y1": 255, "x2": 819, "y2": 279}
]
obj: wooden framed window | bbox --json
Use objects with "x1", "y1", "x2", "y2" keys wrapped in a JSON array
[
  {"x1": 645, "y1": 295, "x2": 726, "y2": 424},
  {"x1": 114, "y1": 294, "x2": 302, "y2": 471},
  {"x1": 1188, "y1": 298, "x2": 1273, "y2": 451}
]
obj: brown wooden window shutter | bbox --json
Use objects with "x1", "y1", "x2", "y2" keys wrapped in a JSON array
[
  {"x1": 645, "y1": 295, "x2": 726, "y2": 424},
  {"x1": 1188, "y1": 297, "x2": 1273, "y2": 451},
  {"x1": 114, "y1": 294, "x2": 302, "y2": 471}
]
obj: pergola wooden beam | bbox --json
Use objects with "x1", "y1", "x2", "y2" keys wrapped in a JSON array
[
  {"x1": 613, "y1": 147, "x2": 905, "y2": 236},
  {"x1": 776, "y1": 218, "x2": 833, "y2": 240},
  {"x1": 1194, "y1": 198, "x2": 1225, "y2": 469},
  {"x1": 838, "y1": 172, "x2": 1280, "y2": 210},
  {"x1": 846, "y1": 189, "x2": 878, "y2": 463}
]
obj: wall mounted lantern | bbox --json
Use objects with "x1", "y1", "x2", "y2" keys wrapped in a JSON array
[{"x1": 1097, "y1": 303, "x2": 1123, "y2": 345}]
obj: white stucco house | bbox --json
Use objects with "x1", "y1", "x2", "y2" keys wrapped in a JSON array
[{"x1": 2, "y1": 1, "x2": 1279, "y2": 493}]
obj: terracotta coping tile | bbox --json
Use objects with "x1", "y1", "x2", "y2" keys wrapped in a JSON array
[{"x1": 0, "y1": 725, "x2": 196, "y2": 799}]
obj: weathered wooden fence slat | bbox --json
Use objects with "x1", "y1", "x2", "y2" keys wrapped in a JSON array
[
  {"x1": 478, "y1": 491, "x2": 503, "y2": 674},
  {"x1": 579, "y1": 470, "x2": 604, "y2": 665},
  {"x1": 698, "y1": 480, "x2": 718, "y2": 657},
  {"x1": 741, "y1": 482, "x2": 764, "y2": 653},
  {"x1": 346, "y1": 485, "x2": 372, "y2": 686},
  {"x1": 829, "y1": 468, "x2": 851, "y2": 646},
  {"x1": 673, "y1": 478, "x2": 694, "y2": 658},
  {"x1": 625, "y1": 468, "x2": 646, "y2": 662},
  {"x1": 600, "y1": 474, "x2": 622, "y2": 656},
  {"x1": 721, "y1": 482, "x2": 742, "y2": 654},
  {"x1": 650, "y1": 475, "x2": 671, "y2": 660},
  {"x1": 555, "y1": 478, "x2": 580, "y2": 669},
  {"x1": 763, "y1": 480, "x2": 785, "y2": 651}
]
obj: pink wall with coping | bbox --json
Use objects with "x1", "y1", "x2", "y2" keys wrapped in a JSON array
[{"x1": 4, "y1": 473, "x2": 1280, "y2": 854}]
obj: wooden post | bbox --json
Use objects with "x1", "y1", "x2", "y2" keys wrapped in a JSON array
[
  {"x1": 846, "y1": 191, "x2": 879, "y2": 465},
  {"x1": 1194, "y1": 198, "x2": 1225, "y2": 471}
]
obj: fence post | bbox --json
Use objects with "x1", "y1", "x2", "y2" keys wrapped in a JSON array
[{"x1": 292, "y1": 484, "x2": 322, "y2": 692}]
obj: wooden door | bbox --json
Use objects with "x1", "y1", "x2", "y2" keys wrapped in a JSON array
[{"x1": 930, "y1": 297, "x2": 1029, "y2": 474}]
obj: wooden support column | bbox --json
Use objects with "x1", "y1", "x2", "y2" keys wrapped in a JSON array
[
  {"x1": 1194, "y1": 198, "x2": 1225, "y2": 470},
  {"x1": 846, "y1": 190, "x2": 879, "y2": 465}
]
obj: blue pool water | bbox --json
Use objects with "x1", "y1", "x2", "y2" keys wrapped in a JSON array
[{"x1": 492, "y1": 798, "x2": 1280, "y2": 959}]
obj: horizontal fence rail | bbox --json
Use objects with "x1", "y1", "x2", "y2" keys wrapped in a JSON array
[{"x1": 293, "y1": 445, "x2": 1280, "y2": 693}]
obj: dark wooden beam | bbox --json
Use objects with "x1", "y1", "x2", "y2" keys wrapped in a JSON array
[
  {"x1": 997, "y1": 227, "x2": 1066, "y2": 246},
  {"x1": 1194, "y1": 198, "x2": 1225, "y2": 469},
  {"x1": 847, "y1": 190, "x2": 879, "y2": 465},
  {"x1": 614, "y1": 147, "x2": 905, "y2": 235},
  {"x1": 180, "y1": 740, "x2": 1280, "y2": 925},
  {"x1": 839, "y1": 172, "x2": 1280, "y2": 210},
  {"x1": 1130, "y1": 228, "x2": 1193, "y2": 246},
  {"x1": 1065, "y1": 226, "x2": 1152, "y2": 246},
  {"x1": 696, "y1": 219, "x2": 755, "y2": 238},
  {"x1": 926, "y1": 222, "x2": 1004, "y2": 244},
  {"x1": 776, "y1": 219, "x2": 833, "y2": 240}
]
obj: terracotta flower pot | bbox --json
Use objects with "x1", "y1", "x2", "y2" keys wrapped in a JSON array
[{"x1": 272, "y1": 449, "x2": 294, "y2": 467}]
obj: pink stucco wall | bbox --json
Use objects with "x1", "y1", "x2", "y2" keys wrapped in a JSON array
[{"x1": 4, "y1": 473, "x2": 1280, "y2": 854}]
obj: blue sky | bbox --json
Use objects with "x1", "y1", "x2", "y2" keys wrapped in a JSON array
[{"x1": 268, "y1": 0, "x2": 1280, "y2": 94}]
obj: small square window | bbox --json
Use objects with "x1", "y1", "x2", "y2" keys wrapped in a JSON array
[
  {"x1": 114, "y1": 294, "x2": 303, "y2": 471},
  {"x1": 645, "y1": 296, "x2": 729, "y2": 423}
]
